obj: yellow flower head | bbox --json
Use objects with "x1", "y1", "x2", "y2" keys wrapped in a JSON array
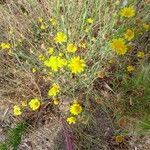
[
  {"x1": 38, "y1": 17, "x2": 44, "y2": 23},
  {"x1": 67, "y1": 116, "x2": 77, "y2": 124},
  {"x1": 56, "y1": 57, "x2": 67, "y2": 68},
  {"x1": 115, "y1": 135, "x2": 124, "y2": 143},
  {"x1": 1, "y1": 42, "x2": 10, "y2": 49},
  {"x1": 47, "y1": 47, "x2": 54, "y2": 54},
  {"x1": 127, "y1": 65, "x2": 134, "y2": 72},
  {"x1": 84, "y1": 27, "x2": 90, "y2": 33},
  {"x1": 54, "y1": 32, "x2": 67, "y2": 43},
  {"x1": 86, "y1": 18, "x2": 94, "y2": 24},
  {"x1": 70, "y1": 102, "x2": 82, "y2": 115},
  {"x1": 9, "y1": 30, "x2": 13, "y2": 35},
  {"x1": 13, "y1": 105, "x2": 22, "y2": 116},
  {"x1": 38, "y1": 54, "x2": 45, "y2": 61},
  {"x1": 137, "y1": 51, "x2": 145, "y2": 58},
  {"x1": 67, "y1": 43, "x2": 77, "y2": 53},
  {"x1": 143, "y1": 23, "x2": 150, "y2": 31},
  {"x1": 48, "y1": 83, "x2": 60, "y2": 97},
  {"x1": 32, "y1": 68, "x2": 37, "y2": 73},
  {"x1": 40, "y1": 25, "x2": 46, "y2": 30},
  {"x1": 79, "y1": 42, "x2": 87, "y2": 48},
  {"x1": 120, "y1": 6, "x2": 135, "y2": 18},
  {"x1": 44, "y1": 56, "x2": 67, "y2": 72},
  {"x1": 29, "y1": 98, "x2": 41, "y2": 111},
  {"x1": 110, "y1": 38, "x2": 127, "y2": 55},
  {"x1": 124, "y1": 29, "x2": 134, "y2": 41},
  {"x1": 68, "y1": 56, "x2": 86, "y2": 74},
  {"x1": 53, "y1": 99, "x2": 59, "y2": 105},
  {"x1": 50, "y1": 18, "x2": 58, "y2": 26}
]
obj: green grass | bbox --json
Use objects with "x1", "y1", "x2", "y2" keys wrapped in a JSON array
[{"x1": 0, "y1": 122, "x2": 27, "y2": 150}]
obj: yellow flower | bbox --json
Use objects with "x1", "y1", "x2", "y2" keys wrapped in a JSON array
[
  {"x1": 32, "y1": 68, "x2": 37, "y2": 73},
  {"x1": 9, "y1": 30, "x2": 13, "y2": 35},
  {"x1": 110, "y1": 38, "x2": 127, "y2": 55},
  {"x1": 68, "y1": 56, "x2": 86, "y2": 74},
  {"x1": 120, "y1": 6, "x2": 135, "y2": 18},
  {"x1": 53, "y1": 99, "x2": 59, "y2": 105},
  {"x1": 13, "y1": 105, "x2": 22, "y2": 116},
  {"x1": 38, "y1": 17, "x2": 44, "y2": 23},
  {"x1": 127, "y1": 65, "x2": 134, "y2": 72},
  {"x1": 115, "y1": 135, "x2": 124, "y2": 143},
  {"x1": 50, "y1": 18, "x2": 58, "y2": 26},
  {"x1": 1, "y1": 42, "x2": 10, "y2": 49},
  {"x1": 124, "y1": 29, "x2": 134, "y2": 41},
  {"x1": 67, "y1": 43, "x2": 77, "y2": 53},
  {"x1": 54, "y1": 32, "x2": 67, "y2": 43},
  {"x1": 47, "y1": 47, "x2": 54, "y2": 54},
  {"x1": 44, "y1": 56, "x2": 58, "y2": 71},
  {"x1": 84, "y1": 28, "x2": 90, "y2": 33},
  {"x1": 86, "y1": 18, "x2": 94, "y2": 24},
  {"x1": 143, "y1": 23, "x2": 150, "y2": 31},
  {"x1": 79, "y1": 42, "x2": 87, "y2": 48},
  {"x1": 44, "y1": 56, "x2": 67, "y2": 71},
  {"x1": 29, "y1": 98, "x2": 41, "y2": 111},
  {"x1": 137, "y1": 51, "x2": 145, "y2": 58},
  {"x1": 54, "y1": 57, "x2": 67, "y2": 69},
  {"x1": 38, "y1": 54, "x2": 45, "y2": 61},
  {"x1": 67, "y1": 116, "x2": 77, "y2": 124},
  {"x1": 70, "y1": 102, "x2": 82, "y2": 115},
  {"x1": 40, "y1": 24, "x2": 46, "y2": 30},
  {"x1": 48, "y1": 83, "x2": 60, "y2": 97}
]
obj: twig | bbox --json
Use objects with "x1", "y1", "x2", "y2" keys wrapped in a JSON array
[{"x1": 60, "y1": 117, "x2": 73, "y2": 150}]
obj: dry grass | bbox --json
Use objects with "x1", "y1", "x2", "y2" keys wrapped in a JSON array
[{"x1": 0, "y1": 0, "x2": 150, "y2": 149}]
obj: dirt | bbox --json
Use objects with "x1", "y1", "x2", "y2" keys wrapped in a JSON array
[
  {"x1": 19, "y1": 117, "x2": 66, "y2": 150},
  {"x1": 0, "y1": 102, "x2": 150, "y2": 150}
]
